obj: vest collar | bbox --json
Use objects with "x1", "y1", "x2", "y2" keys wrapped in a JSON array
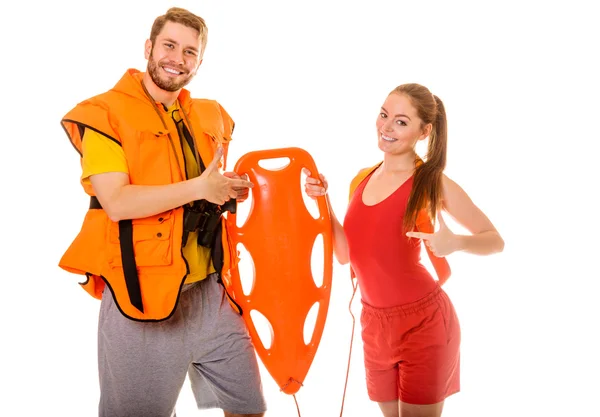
[{"x1": 112, "y1": 68, "x2": 194, "y2": 112}]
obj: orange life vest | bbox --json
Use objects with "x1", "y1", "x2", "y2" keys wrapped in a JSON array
[
  {"x1": 59, "y1": 69, "x2": 239, "y2": 321},
  {"x1": 348, "y1": 161, "x2": 451, "y2": 285}
]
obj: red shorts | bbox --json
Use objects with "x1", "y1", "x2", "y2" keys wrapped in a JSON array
[{"x1": 360, "y1": 285, "x2": 461, "y2": 405}]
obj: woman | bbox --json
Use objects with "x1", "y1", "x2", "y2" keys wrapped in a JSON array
[{"x1": 304, "y1": 83, "x2": 504, "y2": 417}]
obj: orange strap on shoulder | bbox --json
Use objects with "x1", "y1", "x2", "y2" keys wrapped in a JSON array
[{"x1": 224, "y1": 147, "x2": 333, "y2": 396}]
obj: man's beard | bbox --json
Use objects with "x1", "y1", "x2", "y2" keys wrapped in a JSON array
[{"x1": 147, "y1": 53, "x2": 193, "y2": 92}]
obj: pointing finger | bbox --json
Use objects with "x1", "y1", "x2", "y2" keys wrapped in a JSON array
[{"x1": 406, "y1": 232, "x2": 432, "y2": 240}]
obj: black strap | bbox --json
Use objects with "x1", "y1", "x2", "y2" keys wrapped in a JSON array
[
  {"x1": 119, "y1": 220, "x2": 144, "y2": 313},
  {"x1": 90, "y1": 196, "x2": 102, "y2": 209},
  {"x1": 172, "y1": 109, "x2": 206, "y2": 173},
  {"x1": 89, "y1": 196, "x2": 144, "y2": 313},
  {"x1": 182, "y1": 124, "x2": 206, "y2": 172},
  {"x1": 211, "y1": 222, "x2": 243, "y2": 315}
]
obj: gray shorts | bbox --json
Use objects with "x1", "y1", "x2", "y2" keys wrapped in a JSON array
[{"x1": 97, "y1": 273, "x2": 266, "y2": 417}]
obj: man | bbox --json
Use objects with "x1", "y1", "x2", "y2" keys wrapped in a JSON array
[{"x1": 59, "y1": 7, "x2": 266, "y2": 417}]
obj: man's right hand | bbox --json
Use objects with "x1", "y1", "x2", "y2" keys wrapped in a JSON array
[{"x1": 197, "y1": 147, "x2": 254, "y2": 205}]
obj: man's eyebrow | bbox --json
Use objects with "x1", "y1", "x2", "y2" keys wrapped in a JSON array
[{"x1": 161, "y1": 38, "x2": 199, "y2": 52}]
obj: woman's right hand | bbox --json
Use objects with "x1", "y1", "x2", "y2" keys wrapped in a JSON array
[
  {"x1": 303, "y1": 167, "x2": 350, "y2": 264},
  {"x1": 303, "y1": 168, "x2": 328, "y2": 200}
]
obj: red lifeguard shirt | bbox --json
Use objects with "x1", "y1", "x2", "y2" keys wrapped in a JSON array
[{"x1": 343, "y1": 173, "x2": 438, "y2": 308}]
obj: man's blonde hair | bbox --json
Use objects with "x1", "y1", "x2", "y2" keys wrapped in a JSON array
[{"x1": 150, "y1": 7, "x2": 208, "y2": 56}]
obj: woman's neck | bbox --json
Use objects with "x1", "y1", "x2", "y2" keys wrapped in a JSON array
[{"x1": 381, "y1": 151, "x2": 417, "y2": 174}]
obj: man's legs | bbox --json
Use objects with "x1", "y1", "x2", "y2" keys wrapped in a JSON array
[
  {"x1": 187, "y1": 274, "x2": 267, "y2": 416},
  {"x1": 97, "y1": 286, "x2": 191, "y2": 417}
]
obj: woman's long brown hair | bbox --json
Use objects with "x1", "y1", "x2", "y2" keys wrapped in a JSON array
[{"x1": 391, "y1": 84, "x2": 448, "y2": 230}]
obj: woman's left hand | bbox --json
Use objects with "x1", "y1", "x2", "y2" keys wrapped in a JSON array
[{"x1": 406, "y1": 213, "x2": 460, "y2": 257}]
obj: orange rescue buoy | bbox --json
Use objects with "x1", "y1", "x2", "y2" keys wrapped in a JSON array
[{"x1": 223, "y1": 147, "x2": 333, "y2": 395}]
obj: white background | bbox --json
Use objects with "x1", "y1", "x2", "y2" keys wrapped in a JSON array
[{"x1": 1, "y1": 1, "x2": 599, "y2": 416}]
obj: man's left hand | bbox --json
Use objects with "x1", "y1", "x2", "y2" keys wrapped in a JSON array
[{"x1": 223, "y1": 172, "x2": 250, "y2": 202}]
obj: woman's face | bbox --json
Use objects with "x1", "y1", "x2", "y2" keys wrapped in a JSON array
[{"x1": 375, "y1": 92, "x2": 430, "y2": 156}]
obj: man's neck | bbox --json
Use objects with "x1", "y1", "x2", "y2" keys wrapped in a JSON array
[{"x1": 142, "y1": 72, "x2": 179, "y2": 109}]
